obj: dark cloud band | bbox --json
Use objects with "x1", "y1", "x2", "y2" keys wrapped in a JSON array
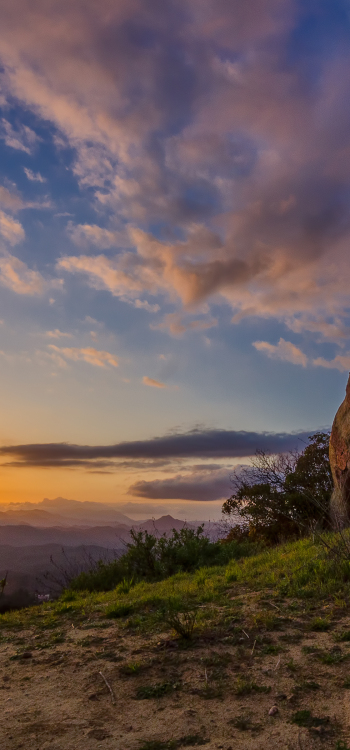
[{"x1": 0, "y1": 428, "x2": 319, "y2": 467}]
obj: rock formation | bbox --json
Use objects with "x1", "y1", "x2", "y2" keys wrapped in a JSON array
[{"x1": 330, "y1": 373, "x2": 350, "y2": 526}]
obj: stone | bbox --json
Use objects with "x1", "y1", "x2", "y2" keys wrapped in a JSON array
[
  {"x1": 268, "y1": 705, "x2": 279, "y2": 716},
  {"x1": 330, "y1": 373, "x2": 350, "y2": 525}
]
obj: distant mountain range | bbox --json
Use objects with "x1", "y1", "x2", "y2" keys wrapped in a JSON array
[
  {"x1": 3, "y1": 497, "x2": 133, "y2": 526},
  {"x1": 0, "y1": 497, "x2": 200, "y2": 597}
]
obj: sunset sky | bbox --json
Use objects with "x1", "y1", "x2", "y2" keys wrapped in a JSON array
[{"x1": 0, "y1": 0, "x2": 348, "y2": 518}]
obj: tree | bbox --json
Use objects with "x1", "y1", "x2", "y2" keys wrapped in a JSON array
[{"x1": 222, "y1": 432, "x2": 333, "y2": 544}]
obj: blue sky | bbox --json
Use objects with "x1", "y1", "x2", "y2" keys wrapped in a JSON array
[{"x1": 0, "y1": 0, "x2": 348, "y2": 516}]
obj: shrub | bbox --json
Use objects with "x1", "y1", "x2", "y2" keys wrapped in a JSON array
[{"x1": 70, "y1": 525, "x2": 254, "y2": 592}]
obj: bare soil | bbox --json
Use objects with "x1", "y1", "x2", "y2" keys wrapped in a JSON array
[{"x1": 1, "y1": 596, "x2": 350, "y2": 750}]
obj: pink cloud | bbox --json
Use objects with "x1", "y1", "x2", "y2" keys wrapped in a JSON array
[
  {"x1": 142, "y1": 376, "x2": 166, "y2": 388},
  {"x1": 253, "y1": 337, "x2": 308, "y2": 367},
  {"x1": 48, "y1": 345, "x2": 118, "y2": 368}
]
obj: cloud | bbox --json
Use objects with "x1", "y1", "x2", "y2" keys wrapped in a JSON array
[
  {"x1": 47, "y1": 345, "x2": 118, "y2": 368},
  {"x1": 151, "y1": 312, "x2": 218, "y2": 336},
  {"x1": 0, "y1": 186, "x2": 25, "y2": 212},
  {"x1": 0, "y1": 211, "x2": 25, "y2": 245},
  {"x1": 67, "y1": 222, "x2": 124, "y2": 249},
  {"x1": 142, "y1": 376, "x2": 166, "y2": 388},
  {"x1": 2, "y1": 0, "x2": 350, "y2": 358},
  {"x1": 129, "y1": 468, "x2": 231, "y2": 501},
  {"x1": 0, "y1": 254, "x2": 45, "y2": 295},
  {"x1": 0, "y1": 427, "x2": 317, "y2": 468},
  {"x1": 24, "y1": 168, "x2": 46, "y2": 182},
  {"x1": 45, "y1": 329, "x2": 72, "y2": 339},
  {"x1": 253, "y1": 338, "x2": 308, "y2": 367},
  {"x1": 313, "y1": 354, "x2": 350, "y2": 372},
  {"x1": 0, "y1": 119, "x2": 39, "y2": 153}
]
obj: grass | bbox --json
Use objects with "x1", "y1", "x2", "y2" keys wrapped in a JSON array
[
  {"x1": 135, "y1": 681, "x2": 181, "y2": 699},
  {"x1": 138, "y1": 737, "x2": 208, "y2": 750},
  {"x1": 3, "y1": 533, "x2": 350, "y2": 637},
  {"x1": 291, "y1": 709, "x2": 330, "y2": 728}
]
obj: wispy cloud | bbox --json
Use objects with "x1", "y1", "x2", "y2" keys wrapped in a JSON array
[
  {"x1": 45, "y1": 329, "x2": 72, "y2": 339},
  {"x1": 313, "y1": 354, "x2": 350, "y2": 372},
  {"x1": 142, "y1": 376, "x2": 166, "y2": 388},
  {"x1": 24, "y1": 167, "x2": 46, "y2": 183},
  {"x1": 47, "y1": 345, "x2": 118, "y2": 369},
  {"x1": 0, "y1": 119, "x2": 39, "y2": 154},
  {"x1": 0, "y1": 254, "x2": 45, "y2": 295},
  {"x1": 253, "y1": 338, "x2": 308, "y2": 367},
  {"x1": 0, "y1": 211, "x2": 25, "y2": 245},
  {"x1": 67, "y1": 222, "x2": 125, "y2": 250}
]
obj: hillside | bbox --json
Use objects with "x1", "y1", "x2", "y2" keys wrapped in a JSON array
[{"x1": 1, "y1": 536, "x2": 350, "y2": 749}]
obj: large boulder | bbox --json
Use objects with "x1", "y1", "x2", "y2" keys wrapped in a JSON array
[{"x1": 330, "y1": 373, "x2": 350, "y2": 526}]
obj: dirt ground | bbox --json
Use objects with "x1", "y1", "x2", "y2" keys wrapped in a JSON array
[{"x1": 1, "y1": 597, "x2": 350, "y2": 750}]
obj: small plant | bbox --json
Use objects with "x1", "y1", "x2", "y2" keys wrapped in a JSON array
[
  {"x1": 139, "y1": 742, "x2": 177, "y2": 750},
  {"x1": 230, "y1": 715, "x2": 261, "y2": 731},
  {"x1": 161, "y1": 602, "x2": 197, "y2": 640},
  {"x1": 291, "y1": 710, "x2": 329, "y2": 728},
  {"x1": 337, "y1": 742, "x2": 350, "y2": 750},
  {"x1": 309, "y1": 616, "x2": 331, "y2": 631},
  {"x1": 286, "y1": 658, "x2": 298, "y2": 672},
  {"x1": 105, "y1": 603, "x2": 134, "y2": 619},
  {"x1": 318, "y1": 647, "x2": 346, "y2": 665},
  {"x1": 135, "y1": 682, "x2": 180, "y2": 700},
  {"x1": 179, "y1": 734, "x2": 208, "y2": 746},
  {"x1": 119, "y1": 661, "x2": 144, "y2": 676},
  {"x1": 233, "y1": 677, "x2": 270, "y2": 696},
  {"x1": 335, "y1": 630, "x2": 350, "y2": 642},
  {"x1": 343, "y1": 677, "x2": 350, "y2": 688}
]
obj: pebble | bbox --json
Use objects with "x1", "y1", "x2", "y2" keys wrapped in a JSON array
[{"x1": 268, "y1": 705, "x2": 279, "y2": 716}]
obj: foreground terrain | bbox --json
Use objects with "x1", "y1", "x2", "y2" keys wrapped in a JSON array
[{"x1": 1, "y1": 537, "x2": 350, "y2": 750}]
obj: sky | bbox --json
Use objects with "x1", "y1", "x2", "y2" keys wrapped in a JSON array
[{"x1": 0, "y1": 0, "x2": 349, "y2": 518}]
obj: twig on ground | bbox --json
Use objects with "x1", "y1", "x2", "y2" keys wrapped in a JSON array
[
  {"x1": 251, "y1": 639, "x2": 257, "y2": 656},
  {"x1": 274, "y1": 656, "x2": 281, "y2": 671},
  {"x1": 242, "y1": 629, "x2": 250, "y2": 639},
  {"x1": 99, "y1": 671, "x2": 115, "y2": 705},
  {"x1": 269, "y1": 602, "x2": 280, "y2": 611}
]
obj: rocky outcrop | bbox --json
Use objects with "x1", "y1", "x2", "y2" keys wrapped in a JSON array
[{"x1": 330, "y1": 373, "x2": 350, "y2": 526}]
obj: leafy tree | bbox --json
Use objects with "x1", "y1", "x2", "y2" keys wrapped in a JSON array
[{"x1": 222, "y1": 432, "x2": 333, "y2": 544}]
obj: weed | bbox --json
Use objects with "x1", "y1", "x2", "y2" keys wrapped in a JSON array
[
  {"x1": 317, "y1": 648, "x2": 346, "y2": 665},
  {"x1": 291, "y1": 710, "x2": 329, "y2": 728},
  {"x1": 229, "y1": 715, "x2": 261, "y2": 731},
  {"x1": 258, "y1": 643, "x2": 283, "y2": 656},
  {"x1": 302, "y1": 645, "x2": 320, "y2": 654},
  {"x1": 295, "y1": 680, "x2": 320, "y2": 692},
  {"x1": 105, "y1": 603, "x2": 134, "y2": 619},
  {"x1": 337, "y1": 742, "x2": 350, "y2": 750},
  {"x1": 135, "y1": 682, "x2": 180, "y2": 700},
  {"x1": 119, "y1": 661, "x2": 145, "y2": 676},
  {"x1": 335, "y1": 630, "x2": 350, "y2": 642},
  {"x1": 286, "y1": 658, "x2": 298, "y2": 672},
  {"x1": 233, "y1": 677, "x2": 270, "y2": 696},
  {"x1": 179, "y1": 734, "x2": 208, "y2": 746},
  {"x1": 251, "y1": 611, "x2": 279, "y2": 631},
  {"x1": 309, "y1": 617, "x2": 331, "y2": 631},
  {"x1": 160, "y1": 603, "x2": 197, "y2": 640},
  {"x1": 139, "y1": 742, "x2": 177, "y2": 750},
  {"x1": 138, "y1": 736, "x2": 208, "y2": 750}
]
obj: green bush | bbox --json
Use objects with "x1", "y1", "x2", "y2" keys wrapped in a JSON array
[{"x1": 70, "y1": 526, "x2": 255, "y2": 592}]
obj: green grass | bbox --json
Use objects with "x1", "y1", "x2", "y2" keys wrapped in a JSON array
[{"x1": 2, "y1": 534, "x2": 350, "y2": 635}]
